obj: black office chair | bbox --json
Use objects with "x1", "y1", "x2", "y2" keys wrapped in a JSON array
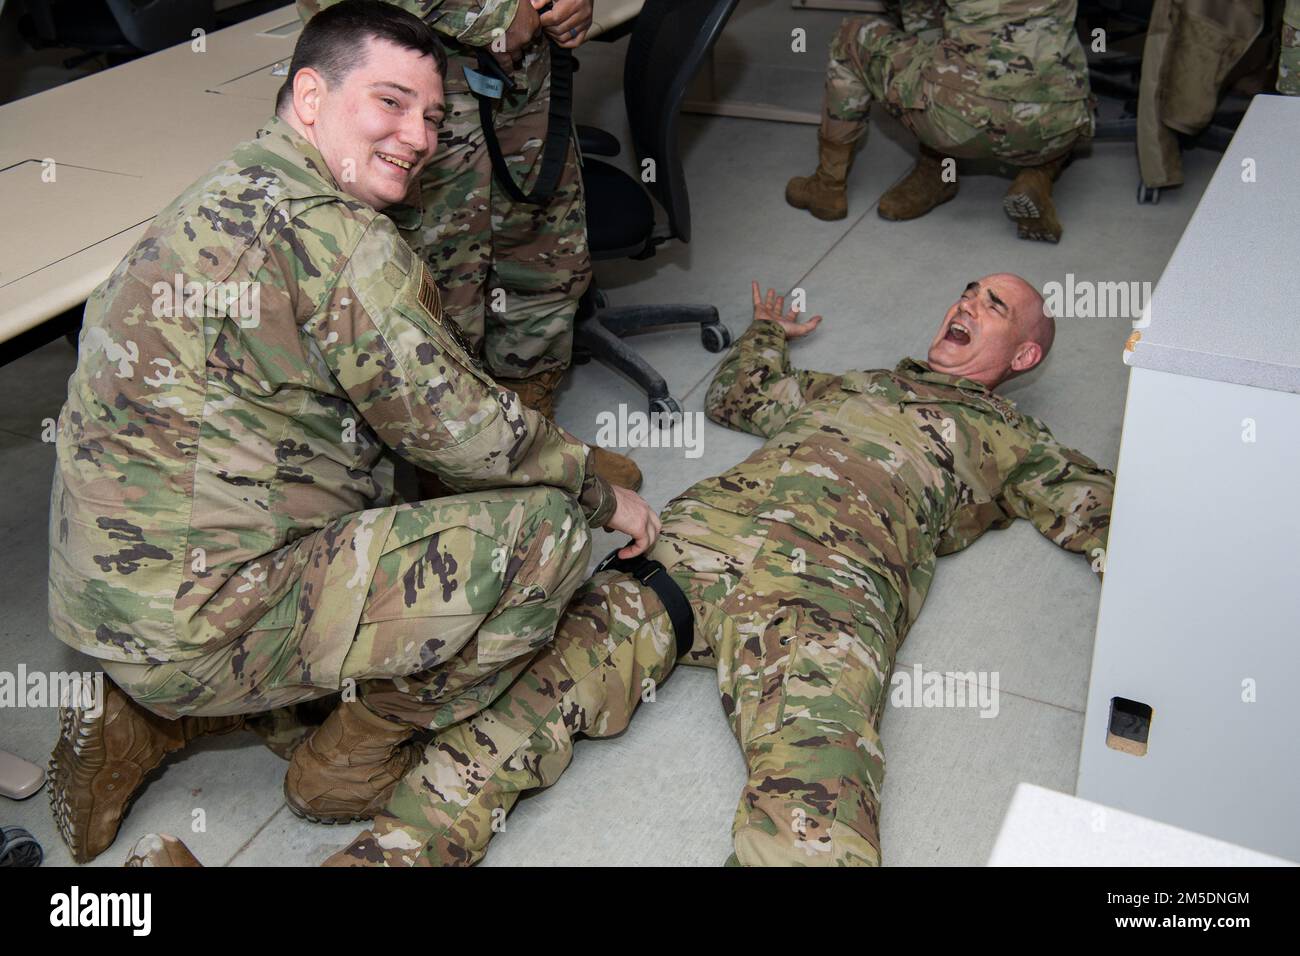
[
  {"x1": 572, "y1": 0, "x2": 738, "y2": 420},
  {"x1": 19, "y1": 0, "x2": 217, "y2": 66},
  {"x1": 18, "y1": 0, "x2": 284, "y2": 68}
]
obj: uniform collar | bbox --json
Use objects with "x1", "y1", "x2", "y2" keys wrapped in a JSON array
[
  {"x1": 253, "y1": 115, "x2": 423, "y2": 231},
  {"x1": 894, "y1": 357, "x2": 994, "y2": 395},
  {"x1": 892, "y1": 357, "x2": 1024, "y2": 424}
]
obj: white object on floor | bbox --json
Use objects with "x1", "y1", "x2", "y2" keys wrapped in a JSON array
[
  {"x1": 988, "y1": 783, "x2": 1296, "y2": 867},
  {"x1": 0, "y1": 748, "x2": 44, "y2": 800}
]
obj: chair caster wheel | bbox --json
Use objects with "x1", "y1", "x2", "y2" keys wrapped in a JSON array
[
  {"x1": 649, "y1": 396, "x2": 682, "y2": 424},
  {"x1": 1137, "y1": 183, "x2": 1160, "y2": 204},
  {"x1": 701, "y1": 322, "x2": 731, "y2": 353}
]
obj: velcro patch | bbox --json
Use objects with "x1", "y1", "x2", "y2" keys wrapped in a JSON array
[
  {"x1": 417, "y1": 264, "x2": 441, "y2": 318},
  {"x1": 417, "y1": 264, "x2": 480, "y2": 362}
]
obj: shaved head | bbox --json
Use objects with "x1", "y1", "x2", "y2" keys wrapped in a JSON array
[{"x1": 927, "y1": 273, "x2": 1056, "y2": 389}]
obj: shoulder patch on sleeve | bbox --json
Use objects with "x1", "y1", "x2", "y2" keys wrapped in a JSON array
[
  {"x1": 416, "y1": 262, "x2": 481, "y2": 365},
  {"x1": 417, "y1": 263, "x2": 441, "y2": 319}
]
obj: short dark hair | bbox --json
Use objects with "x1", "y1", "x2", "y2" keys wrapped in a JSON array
[{"x1": 276, "y1": 0, "x2": 447, "y2": 115}]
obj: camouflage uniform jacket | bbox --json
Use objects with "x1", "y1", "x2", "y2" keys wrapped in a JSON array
[
  {"x1": 928, "y1": 0, "x2": 1090, "y2": 103},
  {"x1": 48, "y1": 116, "x2": 614, "y2": 665},
  {"x1": 298, "y1": 0, "x2": 519, "y2": 46},
  {"x1": 697, "y1": 321, "x2": 1112, "y2": 639}
]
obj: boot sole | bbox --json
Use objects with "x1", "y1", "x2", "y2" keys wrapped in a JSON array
[
  {"x1": 1003, "y1": 193, "x2": 1060, "y2": 243},
  {"x1": 1002, "y1": 192, "x2": 1042, "y2": 222},
  {"x1": 48, "y1": 704, "x2": 153, "y2": 863},
  {"x1": 49, "y1": 705, "x2": 99, "y2": 861},
  {"x1": 282, "y1": 775, "x2": 380, "y2": 825},
  {"x1": 284, "y1": 802, "x2": 372, "y2": 826},
  {"x1": 50, "y1": 701, "x2": 192, "y2": 863}
]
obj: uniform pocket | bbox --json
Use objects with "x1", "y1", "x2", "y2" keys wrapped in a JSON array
[
  {"x1": 102, "y1": 659, "x2": 216, "y2": 720},
  {"x1": 475, "y1": 580, "x2": 553, "y2": 665}
]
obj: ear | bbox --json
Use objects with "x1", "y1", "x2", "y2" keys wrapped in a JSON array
[
  {"x1": 1010, "y1": 341, "x2": 1043, "y2": 373},
  {"x1": 291, "y1": 67, "x2": 326, "y2": 125}
]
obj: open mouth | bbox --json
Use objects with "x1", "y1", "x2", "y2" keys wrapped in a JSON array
[
  {"x1": 944, "y1": 320, "x2": 972, "y2": 346},
  {"x1": 376, "y1": 151, "x2": 414, "y2": 172}
]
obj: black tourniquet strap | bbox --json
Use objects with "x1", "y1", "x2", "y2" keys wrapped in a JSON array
[
  {"x1": 594, "y1": 549, "x2": 694, "y2": 659},
  {"x1": 472, "y1": 41, "x2": 574, "y2": 206}
]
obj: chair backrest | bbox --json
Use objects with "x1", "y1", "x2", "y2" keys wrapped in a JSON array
[
  {"x1": 622, "y1": 0, "x2": 737, "y2": 244},
  {"x1": 105, "y1": 0, "x2": 216, "y2": 52}
]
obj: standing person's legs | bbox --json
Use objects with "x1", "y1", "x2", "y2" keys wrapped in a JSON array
[
  {"x1": 405, "y1": 48, "x2": 587, "y2": 385},
  {"x1": 483, "y1": 61, "x2": 641, "y2": 489},
  {"x1": 407, "y1": 49, "x2": 494, "y2": 357},
  {"x1": 412, "y1": 48, "x2": 637, "y2": 488},
  {"x1": 482, "y1": 69, "x2": 589, "y2": 385}
]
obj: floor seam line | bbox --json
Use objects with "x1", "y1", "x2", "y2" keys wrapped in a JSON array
[
  {"x1": 222, "y1": 803, "x2": 289, "y2": 867},
  {"x1": 675, "y1": 205, "x2": 878, "y2": 406},
  {"x1": 893, "y1": 659, "x2": 1086, "y2": 715}
]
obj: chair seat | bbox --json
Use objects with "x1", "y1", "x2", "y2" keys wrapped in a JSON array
[
  {"x1": 24, "y1": 3, "x2": 129, "y2": 50},
  {"x1": 581, "y1": 158, "x2": 655, "y2": 259}
]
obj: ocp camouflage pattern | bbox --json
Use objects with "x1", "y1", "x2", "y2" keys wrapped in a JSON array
[
  {"x1": 48, "y1": 115, "x2": 612, "y2": 674},
  {"x1": 329, "y1": 319, "x2": 1113, "y2": 866}
]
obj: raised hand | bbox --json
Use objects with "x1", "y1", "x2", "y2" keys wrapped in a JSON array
[{"x1": 751, "y1": 280, "x2": 823, "y2": 339}]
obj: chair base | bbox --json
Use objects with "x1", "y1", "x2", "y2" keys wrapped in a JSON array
[{"x1": 574, "y1": 288, "x2": 731, "y2": 419}]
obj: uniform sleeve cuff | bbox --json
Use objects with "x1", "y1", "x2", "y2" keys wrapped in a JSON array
[
  {"x1": 578, "y1": 467, "x2": 617, "y2": 529},
  {"x1": 448, "y1": 0, "x2": 521, "y2": 46},
  {"x1": 744, "y1": 320, "x2": 788, "y2": 350}
]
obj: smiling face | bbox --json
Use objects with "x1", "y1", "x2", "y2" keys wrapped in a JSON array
[
  {"x1": 282, "y1": 35, "x2": 445, "y2": 210},
  {"x1": 926, "y1": 273, "x2": 1055, "y2": 389}
]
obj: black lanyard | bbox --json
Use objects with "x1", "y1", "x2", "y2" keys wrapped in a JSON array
[{"x1": 471, "y1": 40, "x2": 574, "y2": 206}]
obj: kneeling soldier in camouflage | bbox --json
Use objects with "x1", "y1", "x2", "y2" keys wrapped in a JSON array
[
  {"x1": 46, "y1": 0, "x2": 658, "y2": 863},
  {"x1": 787, "y1": 0, "x2": 1093, "y2": 242},
  {"x1": 327, "y1": 274, "x2": 1113, "y2": 866}
]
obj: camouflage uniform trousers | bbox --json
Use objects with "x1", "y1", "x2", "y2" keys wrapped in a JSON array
[
  {"x1": 341, "y1": 499, "x2": 905, "y2": 866},
  {"x1": 823, "y1": 15, "x2": 1092, "y2": 165},
  {"x1": 406, "y1": 45, "x2": 591, "y2": 383},
  {"x1": 100, "y1": 486, "x2": 591, "y2": 733}
]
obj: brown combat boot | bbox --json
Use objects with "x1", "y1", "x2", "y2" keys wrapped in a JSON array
[
  {"x1": 510, "y1": 366, "x2": 564, "y2": 420},
  {"x1": 785, "y1": 136, "x2": 855, "y2": 221},
  {"x1": 123, "y1": 832, "x2": 204, "y2": 867},
  {"x1": 512, "y1": 367, "x2": 643, "y2": 491},
  {"x1": 282, "y1": 700, "x2": 421, "y2": 824},
  {"x1": 48, "y1": 679, "x2": 244, "y2": 863},
  {"x1": 877, "y1": 145, "x2": 958, "y2": 221},
  {"x1": 1003, "y1": 153, "x2": 1072, "y2": 243}
]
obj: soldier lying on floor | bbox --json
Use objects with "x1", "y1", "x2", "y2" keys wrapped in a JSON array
[{"x1": 317, "y1": 273, "x2": 1115, "y2": 866}]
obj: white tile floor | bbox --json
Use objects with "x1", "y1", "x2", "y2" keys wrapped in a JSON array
[{"x1": 0, "y1": 1, "x2": 1221, "y2": 866}]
